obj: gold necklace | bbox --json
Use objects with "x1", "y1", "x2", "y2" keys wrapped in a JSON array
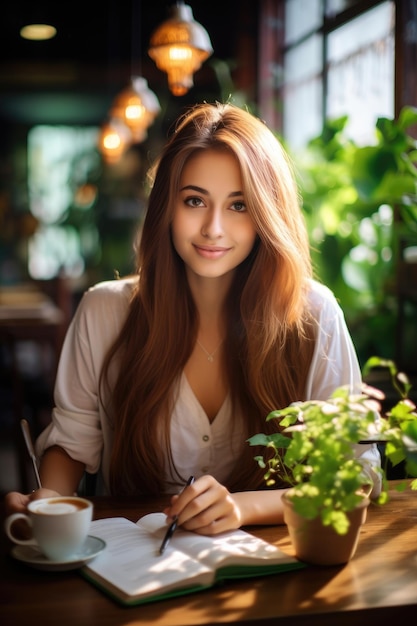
[{"x1": 196, "y1": 339, "x2": 223, "y2": 362}]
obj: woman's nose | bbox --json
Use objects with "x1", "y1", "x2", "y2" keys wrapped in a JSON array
[{"x1": 201, "y1": 208, "x2": 224, "y2": 239}]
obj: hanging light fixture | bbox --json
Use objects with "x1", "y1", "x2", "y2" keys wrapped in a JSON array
[
  {"x1": 98, "y1": 118, "x2": 132, "y2": 164},
  {"x1": 148, "y1": 1, "x2": 213, "y2": 96},
  {"x1": 110, "y1": 76, "x2": 161, "y2": 143},
  {"x1": 20, "y1": 24, "x2": 57, "y2": 41},
  {"x1": 19, "y1": 6, "x2": 57, "y2": 41},
  {"x1": 99, "y1": 1, "x2": 161, "y2": 162}
]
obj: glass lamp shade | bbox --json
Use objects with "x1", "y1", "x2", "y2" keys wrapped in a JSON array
[
  {"x1": 148, "y1": 3, "x2": 213, "y2": 96},
  {"x1": 110, "y1": 77, "x2": 161, "y2": 142},
  {"x1": 98, "y1": 119, "x2": 131, "y2": 163}
]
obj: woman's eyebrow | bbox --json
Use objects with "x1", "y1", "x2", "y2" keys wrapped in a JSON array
[
  {"x1": 179, "y1": 184, "x2": 208, "y2": 194},
  {"x1": 179, "y1": 185, "x2": 244, "y2": 197}
]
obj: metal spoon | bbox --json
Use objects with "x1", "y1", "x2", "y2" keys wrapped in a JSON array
[{"x1": 20, "y1": 419, "x2": 42, "y2": 490}]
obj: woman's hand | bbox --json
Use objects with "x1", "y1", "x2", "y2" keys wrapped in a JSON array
[
  {"x1": 163, "y1": 475, "x2": 242, "y2": 535},
  {"x1": 5, "y1": 488, "x2": 62, "y2": 516},
  {"x1": 4, "y1": 489, "x2": 62, "y2": 540}
]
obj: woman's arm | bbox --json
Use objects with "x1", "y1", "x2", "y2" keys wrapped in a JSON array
[
  {"x1": 4, "y1": 446, "x2": 86, "y2": 519},
  {"x1": 39, "y1": 445, "x2": 86, "y2": 495},
  {"x1": 232, "y1": 489, "x2": 286, "y2": 525}
]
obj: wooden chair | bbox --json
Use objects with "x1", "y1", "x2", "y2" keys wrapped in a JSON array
[{"x1": 0, "y1": 276, "x2": 73, "y2": 492}]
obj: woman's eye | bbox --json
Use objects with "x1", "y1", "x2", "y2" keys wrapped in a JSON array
[
  {"x1": 231, "y1": 201, "x2": 246, "y2": 212},
  {"x1": 185, "y1": 196, "x2": 204, "y2": 208}
]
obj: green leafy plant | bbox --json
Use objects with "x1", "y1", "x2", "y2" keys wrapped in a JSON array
[
  {"x1": 362, "y1": 356, "x2": 417, "y2": 486},
  {"x1": 294, "y1": 106, "x2": 417, "y2": 366},
  {"x1": 248, "y1": 358, "x2": 417, "y2": 535}
]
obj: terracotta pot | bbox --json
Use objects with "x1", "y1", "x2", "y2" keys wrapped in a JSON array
[{"x1": 282, "y1": 493, "x2": 370, "y2": 566}]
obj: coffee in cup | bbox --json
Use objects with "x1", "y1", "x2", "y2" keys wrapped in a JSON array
[{"x1": 4, "y1": 496, "x2": 93, "y2": 561}]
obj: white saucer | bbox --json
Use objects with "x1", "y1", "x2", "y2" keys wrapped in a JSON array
[{"x1": 11, "y1": 535, "x2": 106, "y2": 571}]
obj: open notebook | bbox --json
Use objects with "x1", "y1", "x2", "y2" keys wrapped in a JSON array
[{"x1": 82, "y1": 513, "x2": 305, "y2": 606}]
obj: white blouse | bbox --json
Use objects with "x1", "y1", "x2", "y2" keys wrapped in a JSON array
[{"x1": 36, "y1": 277, "x2": 381, "y2": 495}]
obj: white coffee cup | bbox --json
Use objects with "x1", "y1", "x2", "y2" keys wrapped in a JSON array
[{"x1": 4, "y1": 496, "x2": 93, "y2": 562}]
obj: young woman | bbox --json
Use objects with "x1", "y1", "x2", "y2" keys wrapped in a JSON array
[{"x1": 5, "y1": 103, "x2": 380, "y2": 534}]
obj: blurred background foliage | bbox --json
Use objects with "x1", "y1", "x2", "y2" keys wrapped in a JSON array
[{"x1": 293, "y1": 105, "x2": 417, "y2": 368}]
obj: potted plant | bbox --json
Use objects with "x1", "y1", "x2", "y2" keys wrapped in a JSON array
[{"x1": 247, "y1": 357, "x2": 417, "y2": 566}]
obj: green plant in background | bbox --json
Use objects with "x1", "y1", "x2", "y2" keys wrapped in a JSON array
[
  {"x1": 294, "y1": 106, "x2": 417, "y2": 367},
  {"x1": 362, "y1": 356, "x2": 417, "y2": 485}
]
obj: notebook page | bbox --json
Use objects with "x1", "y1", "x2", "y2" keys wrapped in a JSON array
[{"x1": 87, "y1": 517, "x2": 214, "y2": 599}]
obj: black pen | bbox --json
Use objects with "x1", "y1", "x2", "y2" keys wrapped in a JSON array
[{"x1": 159, "y1": 476, "x2": 195, "y2": 555}]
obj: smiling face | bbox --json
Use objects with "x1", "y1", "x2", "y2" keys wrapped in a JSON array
[{"x1": 171, "y1": 149, "x2": 257, "y2": 286}]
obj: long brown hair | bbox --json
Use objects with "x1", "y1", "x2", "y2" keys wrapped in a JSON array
[{"x1": 101, "y1": 102, "x2": 315, "y2": 494}]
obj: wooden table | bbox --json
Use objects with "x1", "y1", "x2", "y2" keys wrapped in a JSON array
[{"x1": 1, "y1": 483, "x2": 417, "y2": 625}]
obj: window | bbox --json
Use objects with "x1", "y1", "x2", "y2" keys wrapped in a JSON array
[
  {"x1": 326, "y1": 2, "x2": 394, "y2": 144},
  {"x1": 27, "y1": 126, "x2": 100, "y2": 279},
  {"x1": 260, "y1": 0, "x2": 395, "y2": 148}
]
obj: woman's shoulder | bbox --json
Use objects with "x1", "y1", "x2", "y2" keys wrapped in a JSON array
[
  {"x1": 306, "y1": 278, "x2": 336, "y2": 301},
  {"x1": 305, "y1": 279, "x2": 343, "y2": 317},
  {"x1": 76, "y1": 276, "x2": 138, "y2": 322},
  {"x1": 86, "y1": 275, "x2": 138, "y2": 301}
]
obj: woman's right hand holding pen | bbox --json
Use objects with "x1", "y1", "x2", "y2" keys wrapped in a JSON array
[{"x1": 163, "y1": 475, "x2": 243, "y2": 536}]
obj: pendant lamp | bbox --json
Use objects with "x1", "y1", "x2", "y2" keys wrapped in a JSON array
[
  {"x1": 110, "y1": 76, "x2": 161, "y2": 142},
  {"x1": 148, "y1": 2, "x2": 213, "y2": 96},
  {"x1": 99, "y1": 1, "x2": 161, "y2": 162},
  {"x1": 98, "y1": 118, "x2": 131, "y2": 164}
]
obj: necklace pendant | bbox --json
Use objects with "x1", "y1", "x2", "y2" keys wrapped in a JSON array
[{"x1": 196, "y1": 338, "x2": 223, "y2": 363}]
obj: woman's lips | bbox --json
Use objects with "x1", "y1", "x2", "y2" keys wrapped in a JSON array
[{"x1": 193, "y1": 244, "x2": 231, "y2": 259}]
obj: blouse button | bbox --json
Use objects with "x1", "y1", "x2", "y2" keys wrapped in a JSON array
[{"x1": 202, "y1": 435, "x2": 210, "y2": 442}]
